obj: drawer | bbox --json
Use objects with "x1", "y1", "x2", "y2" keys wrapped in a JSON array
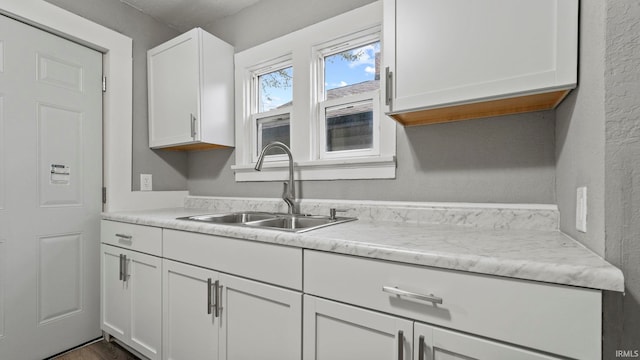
[
  {"x1": 304, "y1": 250, "x2": 601, "y2": 360},
  {"x1": 163, "y1": 229, "x2": 302, "y2": 290},
  {"x1": 101, "y1": 220, "x2": 162, "y2": 256}
]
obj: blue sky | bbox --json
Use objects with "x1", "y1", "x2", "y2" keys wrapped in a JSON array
[{"x1": 259, "y1": 41, "x2": 380, "y2": 112}]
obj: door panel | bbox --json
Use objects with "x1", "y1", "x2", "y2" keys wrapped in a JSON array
[
  {"x1": 101, "y1": 245, "x2": 128, "y2": 339},
  {"x1": 219, "y1": 274, "x2": 301, "y2": 360},
  {"x1": 303, "y1": 295, "x2": 412, "y2": 360},
  {"x1": 0, "y1": 13, "x2": 102, "y2": 359},
  {"x1": 38, "y1": 103, "x2": 83, "y2": 207},
  {"x1": 162, "y1": 259, "x2": 219, "y2": 360},
  {"x1": 414, "y1": 322, "x2": 561, "y2": 360},
  {"x1": 38, "y1": 233, "x2": 82, "y2": 324},
  {"x1": 129, "y1": 252, "x2": 162, "y2": 360}
]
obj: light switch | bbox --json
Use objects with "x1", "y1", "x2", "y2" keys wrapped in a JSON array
[{"x1": 576, "y1": 186, "x2": 587, "y2": 233}]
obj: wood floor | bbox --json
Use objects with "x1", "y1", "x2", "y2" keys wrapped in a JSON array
[{"x1": 51, "y1": 340, "x2": 139, "y2": 360}]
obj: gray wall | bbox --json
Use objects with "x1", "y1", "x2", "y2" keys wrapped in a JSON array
[
  {"x1": 192, "y1": 0, "x2": 557, "y2": 204},
  {"x1": 556, "y1": 0, "x2": 640, "y2": 354},
  {"x1": 45, "y1": 0, "x2": 187, "y2": 191},
  {"x1": 189, "y1": 113, "x2": 556, "y2": 203},
  {"x1": 602, "y1": 0, "x2": 640, "y2": 355},
  {"x1": 555, "y1": 0, "x2": 606, "y2": 256}
]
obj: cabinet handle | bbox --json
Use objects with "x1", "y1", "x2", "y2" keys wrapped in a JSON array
[
  {"x1": 207, "y1": 278, "x2": 213, "y2": 315},
  {"x1": 190, "y1": 114, "x2": 197, "y2": 138},
  {"x1": 122, "y1": 255, "x2": 128, "y2": 280},
  {"x1": 382, "y1": 286, "x2": 443, "y2": 305},
  {"x1": 418, "y1": 335, "x2": 425, "y2": 360},
  {"x1": 385, "y1": 66, "x2": 393, "y2": 106},
  {"x1": 115, "y1": 233, "x2": 132, "y2": 241},
  {"x1": 118, "y1": 254, "x2": 124, "y2": 281},
  {"x1": 214, "y1": 280, "x2": 223, "y2": 318},
  {"x1": 397, "y1": 330, "x2": 403, "y2": 360}
]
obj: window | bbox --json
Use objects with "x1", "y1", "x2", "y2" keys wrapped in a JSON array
[
  {"x1": 233, "y1": 2, "x2": 395, "y2": 181},
  {"x1": 317, "y1": 34, "x2": 381, "y2": 159},
  {"x1": 250, "y1": 61, "x2": 293, "y2": 161}
]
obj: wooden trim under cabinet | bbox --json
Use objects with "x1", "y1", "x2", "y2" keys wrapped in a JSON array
[
  {"x1": 159, "y1": 143, "x2": 232, "y2": 151},
  {"x1": 390, "y1": 89, "x2": 571, "y2": 126}
]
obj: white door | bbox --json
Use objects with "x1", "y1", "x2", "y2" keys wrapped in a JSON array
[
  {"x1": 0, "y1": 14, "x2": 103, "y2": 360},
  {"x1": 163, "y1": 259, "x2": 219, "y2": 360},
  {"x1": 303, "y1": 295, "x2": 413, "y2": 360},
  {"x1": 219, "y1": 273, "x2": 302, "y2": 360},
  {"x1": 414, "y1": 322, "x2": 561, "y2": 360}
]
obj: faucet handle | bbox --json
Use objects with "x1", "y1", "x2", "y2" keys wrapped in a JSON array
[{"x1": 329, "y1": 208, "x2": 350, "y2": 220}]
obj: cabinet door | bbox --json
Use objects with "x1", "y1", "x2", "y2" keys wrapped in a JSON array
[
  {"x1": 219, "y1": 274, "x2": 302, "y2": 360},
  {"x1": 101, "y1": 244, "x2": 129, "y2": 340},
  {"x1": 163, "y1": 259, "x2": 219, "y2": 360},
  {"x1": 384, "y1": 0, "x2": 577, "y2": 114},
  {"x1": 414, "y1": 323, "x2": 561, "y2": 360},
  {"x1": 148, "y1": 30, "x2": 200, "y2": 148},
  {"x1": 303, "y1": 296, "x2": 412, "y2": 360},
  {"x1": 128, "y1": 251, "x2": 162, "y2": 360}
]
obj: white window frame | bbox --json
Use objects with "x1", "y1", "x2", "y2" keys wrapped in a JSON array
[
  {"x1": 232, "y1": 1, "x2": 395, "y2": 182},
  {"x1": 314, "y1": 30, "x2": 381, "y2": 160}
]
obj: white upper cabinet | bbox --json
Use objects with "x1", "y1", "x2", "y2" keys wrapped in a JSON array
[
  {"x1": 382, "y1": 0, "x2": 578, "y2": 126},
  {"x1": 148, "y1": 28, "x2": 234, "y2": 150}
]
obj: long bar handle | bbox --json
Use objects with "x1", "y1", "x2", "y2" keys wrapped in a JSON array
[
  {"x1": 190, "y1": 114, "x2": 197, "y2": 138},
  {"x1": 214, "y1": 280, "x2": 222, "y2": 318},
  {"x1": 122, "y1": 255, "x2": 128, "y2": 281},
  {"x1": 382, "y1": 286, "x2": 443, "y2": 305},
  {"x1": 119, "y1": 254, "x2": 124, "y2": 281},
  {"x1": 418, "y1": 335, "x2": 425, "y2": 360},
  {"x1": 385, "y1": 67, "x2": 393, "y2": 107},
  {"x1": 115, "y1": 233, "x2": 132, "y2": 241},
  {"x1": 397, "y1": 330, "x2": 404, "y2": 360},
  {"x1": 207, "y1": 278, "x2": 213, "y2": 315}
]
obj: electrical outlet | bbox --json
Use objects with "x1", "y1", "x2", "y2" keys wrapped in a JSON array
[
  {"x1": 576, "y1": 186, "x2": 587, "y2": 233},
  {"x1": 140, "y1": 174, "x2": 153, "y2": 191}
]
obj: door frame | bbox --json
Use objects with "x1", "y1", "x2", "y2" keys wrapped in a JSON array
[{"x1": 0, "y1": 0, "x2": 187, "y2": 212}]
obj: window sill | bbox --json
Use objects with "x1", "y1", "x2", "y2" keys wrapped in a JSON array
[{"x1": 231, "y1": 156, "x2": 396, "y2": 182}]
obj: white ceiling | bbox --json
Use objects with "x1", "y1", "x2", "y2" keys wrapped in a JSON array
[{"x1": 120, "y1": 0, "x2": 262, "y2": 31}]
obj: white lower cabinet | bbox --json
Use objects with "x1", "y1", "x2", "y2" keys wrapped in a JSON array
[
  {"x1": 414, "y1": 323, "x2": 560, "y2": 360},
  {"x1": 162, "y1": 259, "x2": 218, "y2": 360},
  {"x1": 101, "y1": 244, "x2": 162, "y2": 360},
  {"x1": 304, "y1": 295, "x2": 560, "y2": 360},
  {"x1": 162, "y1": 258, "x2": 302, "y2": 360},
  {"x1": 303, "y1": 295, "x2": 412, "y2": 360}
]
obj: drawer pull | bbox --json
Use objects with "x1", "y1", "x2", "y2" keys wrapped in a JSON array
[
  {"x1": 382, "y1": 286, "x2": 443, "y2": 305},
  {"x1": 397, "y1": 330, "x2": 403, "y2": 360},
  {"x1": 115, "y1": 233, "x2": 132, "y2": 241}
]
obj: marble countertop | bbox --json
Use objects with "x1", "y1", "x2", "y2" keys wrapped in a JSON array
[{"x1": 103, "y1": 207, "x2": 624, "y2": 292}]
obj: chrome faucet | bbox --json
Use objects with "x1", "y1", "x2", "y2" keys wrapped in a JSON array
[{"x1": 254, "y1": 141, "x2": 298, "y2": 214}]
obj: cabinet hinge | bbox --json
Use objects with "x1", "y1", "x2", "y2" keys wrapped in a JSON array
[
  {"x1": 102, "y1": 76, "x2": 107, "y2": 92},
  {"x1": 102, "y1": 187, "x2": 107, "y2": 204}
]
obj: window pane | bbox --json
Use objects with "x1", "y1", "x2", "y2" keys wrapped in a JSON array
[
  {"x1": 258, "y1": 67, "x2": 293, "y2": 112},
  {"x1": 324, "y1": 42, "x2": 380, "y2": 100},
  {"x1": 325, "y1": 101, "x2": 373, "y2": 152},
  {"x1": 257, "y1": 115, "x2": 290, "y2": 155}
]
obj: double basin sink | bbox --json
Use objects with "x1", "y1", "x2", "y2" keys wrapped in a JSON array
[{"x1": 178, "y1": 211, "x2": 356, "y2": 233}]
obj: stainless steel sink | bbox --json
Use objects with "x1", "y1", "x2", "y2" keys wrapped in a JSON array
[
  {"x1": 179, "y1": 212, "x2": 280, "y2": 224},
  {"x1": 244, "y1": 215, "x2": 355, "y2": 232},
  {"x1": 178, "y1": 211, "x2": 356, "y2": 233}
]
